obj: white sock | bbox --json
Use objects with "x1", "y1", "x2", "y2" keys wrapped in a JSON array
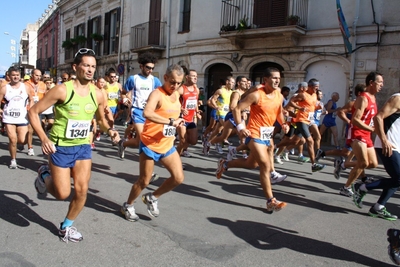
[
  {"x1": 374, "y1": 203, "x2": 384, "y2": 211},
  {"x1": 360, "y1": 184, "x2": 368, "y2": 192}
]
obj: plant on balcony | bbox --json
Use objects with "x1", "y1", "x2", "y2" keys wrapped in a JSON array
[
  {"x1": 90, "y1": 33, "x2": 103, "y2": 42},
  {"x1": 237, "y1": 15, "x2": 250, "y2": 32},
  {"x1": 62, "y1": 39, "x2": 74, "y2": 49},
  {"x1": 286, "y1": 15, "x2": 300, "y2": 25},
  {"x1": 220, "y1": 24, "x2": 236, "y2": 33},
  {"x1": 74, "y1": 35, "x2": 87, "y2": 45}
]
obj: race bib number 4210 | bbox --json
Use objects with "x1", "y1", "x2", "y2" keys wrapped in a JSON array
[{"x1": 66, "y1": 119, "x2": 91, "y2": 139}]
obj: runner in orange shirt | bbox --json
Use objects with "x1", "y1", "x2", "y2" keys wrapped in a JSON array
[
  {"x1": 121, "y1": 64, "x2": 185, "y2": 221},
  {"x1": 215, "y1": 67, "x2": 289, "y2": 213}
]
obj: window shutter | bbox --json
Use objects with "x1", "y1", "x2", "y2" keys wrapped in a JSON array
[
  {"x1": 103, "y1": 11, "x2": 110, "y2": 55},
  {"x1": 253, "y1": 0, "x2": 288, "y2": 28}
]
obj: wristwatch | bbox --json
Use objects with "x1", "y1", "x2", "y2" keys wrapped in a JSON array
[{"x1": 169, "y1": 118, "x2": 175, "y2": 126}]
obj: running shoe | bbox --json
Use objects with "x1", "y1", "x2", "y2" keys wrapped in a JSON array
[
  {"x1": 216, "y1": 143, "x2": 223, "y2": 154},
  {"x1": 282, "y1": 152, "x2": 290, "y2": 161},
  {"x1": 227, "y1": 146, "x2": 237, "y2": 161},
  {"x1": 58, "y1": 223, "x2": 83, "y2": 243},
  {"x1": 182, "y1": 150, "x2": 192, "y2": 158},
  {"x1": 369, "y1": 206, "x2": 397, "y2": 221},
  {"x1": 35, "y1": 164, "x2": 50, "y2": 194},
  {"x1": 215, "y1": 158, "x2": 226, "y2": 179},
  {"x1": 352, "y1": 183, "x2": 367, "y2": 208},
  {"x1": 9, "y1": 159, "x2": 17, "y2": 169},
  {"x1": 223, "y1": 140, "x2": 232, "y2": 146},
  {"x1": 270, "y1": 172, "x2": 287, "y2": 184},
  {"x1": 91, "y1": 143, "x2": 96, "y2": 151},
  {"x1": 387, "y1": 229, "x2": 400, "y2": 265},
  {"x1": 95, "y1": 132, "x2": 101, "y2": 141},
  {"x1": 297, "y1": 156, "x2": 310, "y2": 163},
  {"x1": 311, "y1": 163, "x2": 325, "y2": 172},
  {"x1": 202, "y1": 141, "x2": 211, "y2": 155},
  {"x1": 315, "y1": 149, "x2": 325, "y2": 162},
  {"x1": 290, "y1": 148, "x2": 295, "y2": 155},
  {"x1": 121, "y1": 202, "x2": 139, "y2": 222},
  {"x1": 266, "y1": 198, "x2": 287, "y2": 213},
  {"x1": 27, "y1": 148, "x2": 35, "y2": 156},
  {"x1": 150, "y1": 173, "x2": 159, "y2": 184},
  {"x1": 142, "y1": 193, "x2": 159, "y2": 217},
  {"x1": 242, "y1": 153, "x2": 248, "y2": 159},
  {"x1": 117, "y1": 139, "x2": 125, "y2": 159},
  {"x1": 333, "y1": 158, "x2": 343, "y2": 179},
  {"x1": 274, "y1": 156, "x2": 283, "y2": 165},
  {"x1": 339, "y1": 186, "x2": 353, "y2": 197},
  {"x1": 361, "y1": 176, "x2": 376, "y2": 184}
]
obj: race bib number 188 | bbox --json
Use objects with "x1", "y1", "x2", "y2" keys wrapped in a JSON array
[
  {"x1": 260, "y1": 126, "x2": 274, "y2": 141},
  {"x1": 163, "y1": 125, "x2": 176, "y2": 137}
]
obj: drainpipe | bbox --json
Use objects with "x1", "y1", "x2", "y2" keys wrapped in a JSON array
[
  {"x1": 349, "y1": 0, "x2": 360, "y2": 98},
  {"x1": 166, "y1": 0, "x2": 171, "y2": 66},
  {"x1": 118, "y1": 0, "x2": 124, "y2": 65}
]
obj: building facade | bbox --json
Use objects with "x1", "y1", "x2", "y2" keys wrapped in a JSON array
[{"x1": 42, "y1": 0, "x2": 400, "y2": 138}]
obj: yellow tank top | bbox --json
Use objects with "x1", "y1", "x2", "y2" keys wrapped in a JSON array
[
  {"x1": 216, "y1": 87, "x2": 232, "y2": 116},
  {"x1": 106, "y1": 82, "x2": 119, "y2": 107}
]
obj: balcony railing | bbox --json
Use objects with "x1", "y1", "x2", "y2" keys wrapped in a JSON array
[
  {"x1": 130, "y1": 21, "x2": 167, "y2": 51},
  {"x1": 20, "y1": 55, "x2": 28, "y2": 64},
  {"x1": 220, "y1": 0, "x2": 308, "y2": 32}
]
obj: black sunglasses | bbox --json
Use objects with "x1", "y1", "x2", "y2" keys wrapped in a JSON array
[
  {"x1": 144, "y1": 65, "x2": 155, "y2": 70},
  {"x1": 74, "y1": 48, "x2": 95, "y2": 58}
]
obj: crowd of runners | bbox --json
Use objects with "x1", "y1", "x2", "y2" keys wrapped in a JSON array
[{"x1": 0, "y1": 50, "x2": 399, "y2": 251}]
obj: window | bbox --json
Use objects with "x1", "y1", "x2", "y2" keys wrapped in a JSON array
[
  {"x1": 74, "y1": 23, "x2": 86, "y2": 49},
  {"x1": 180, "y1": 0, "x2": 191, "y2": 33},
  {"x1": 253, "y1": 0, "x2": 288, "y2": 28},
  {"x1": 104, "y1": 7, "x2": 121, "y2": 55},
  {"x1": 87, "y1": 16, "x2": 102, "y2": 55}
]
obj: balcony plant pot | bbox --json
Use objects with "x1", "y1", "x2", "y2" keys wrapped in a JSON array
[
  {"x1": 75, "y1": 35, "x2": 87, "y2": 45},
  {"x1": 286, "y1": 15, "x2": 300, "y2": 26},
  {"x1": 90, "y1": 33, "x2": 103, "y2": 42},
  {"x1": 62, "y1": 39, "x2": 73, "y2": 49}
]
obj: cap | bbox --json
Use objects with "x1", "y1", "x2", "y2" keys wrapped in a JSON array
[{"x1": 23, "y1": 75, "x2": 30, "y2": 80}]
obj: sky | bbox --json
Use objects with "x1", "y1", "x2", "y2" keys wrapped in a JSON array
[{"x1": 0, "y1": 0, "x2": 52, "y2": 76}]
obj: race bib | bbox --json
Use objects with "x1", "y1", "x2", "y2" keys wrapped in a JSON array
[
  {"x1": 369, "y1": 119, "x2": 374, "y2": 127},
  {"x1": 33, "y1": 96, "x2": 39, "y2": 103},
  {"x1": 185, "y1": 99, "x2": 197, "y2": 110},
  {"x1": 316, "y1": 112, "x2": 322, "y2": 120},
  {"x1": 163, "y1": 125, "x2": 176, "y2": 137},
  {"x1": 5, "y1": 108, "x2": 21, "y2": 118},
  {"x1": 286, "y1": 116, "x2": 292, "y2": 123},
  {"x1": 66, "y1": 119, "x2": 91, "y2": 139},
  {"x1": 223, "y1": 104, "x2": 229, "y2": 112},
  {"x1": 332, "y1": 112, "x2": 337, "y2": 118},
  {"x1": 307, "y1": 112, "x2": 315, "y2": 121},
  {"x1": 260, "y1": 126, "x2": 274, "y2": 141},
  {"x1": 108, "y1": 92, "x2": 118, "y2": 99}
]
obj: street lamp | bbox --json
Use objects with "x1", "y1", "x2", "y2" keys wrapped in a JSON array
[{"x1": 4, "y1": 32, "x2": 19, "y2": 65}]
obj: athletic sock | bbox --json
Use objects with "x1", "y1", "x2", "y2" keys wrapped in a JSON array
[
  {"x1": 61, "y1": 218, "x2": 74, "y2": 229},
  {"x1": 374, "y1": 203, "x2": 384, "y2": 211}
]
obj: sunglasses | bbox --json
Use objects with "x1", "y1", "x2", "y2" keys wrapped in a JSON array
[
  {"x1": 144, "y1": 65, "x2": 155, "y2": 70},
  {"x1": 74, "y1": 48, "x2": 96, "y2": 58},
  {"x1": 110, "y1": 76, "x2": 117, "y2": 78}
]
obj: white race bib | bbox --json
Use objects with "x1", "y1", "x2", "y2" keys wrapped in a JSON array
[
  {"x1": 163, "y1": 125, "x2": 176, "y2": 137},
  {"x1": 5, "y1": 107, "x2": 22, "y2": 118},
  {"x1": 223, "y1": 104, "x2": 229, "y2": 112},
  {"x1": 108, "y1": 92, "x2": 118, "y2": 99},
  {"x1": 260, "y1": 126, "x2": 274, "y2": 141},
  {"x1": 185, "y1": 99, "x2": 197, "y2": 110},
  {"x1": 66, "y1": 119, "x2": 91, "y2": 139},
  {"x1": 33, "y1": 96, "x2": 39, "y2": 103},
  {"x1": 307, "y1": 112, "x2": 315, "y2": 121}
]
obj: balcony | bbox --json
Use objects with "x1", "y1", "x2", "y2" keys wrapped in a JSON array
[
  {"x1": 219, "y1": 0, "x2": 307, "y2": 48},
  {"x1": 20, "y1": 55, "x2": 28, "y2": 65},
  {"x1": 130, "y1": 21, "x2": 167, "y2": 55}
]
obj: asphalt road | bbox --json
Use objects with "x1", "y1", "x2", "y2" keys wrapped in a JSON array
[{"x1": 0, "y1": 126, "x2": 398, "y2": 267}]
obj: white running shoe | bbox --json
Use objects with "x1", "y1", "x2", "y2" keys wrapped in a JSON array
[
  {"x1": 142, "y1": 193, "x2": 159, "y2": 217},
  {"x1": 182, "y1": 150, "x2": 192, "y2": 158},
  {"x1": 271, "y1": 171, "x2": 287, "y2": 184},
  {"x1": 28, "y1": 148, "x2": 35, "y2": 156},
  {"x1": 216, "y1": 143, "x2": 224, "y2": 154},
  {"x1": 121, "y1": 202, "x2": 139, "y2": 222},
  {"x1": 58, "y1": 224, "x2": 83, "y2": 243},
  {"x1": 274, "y1": 156, "x2": 283, "y2": 165},
  {"x1": 227, "y1": 146, "x2": 237, "y2": 161},
  {"x1": 282, "y1": 152, "x2": 290, "y2": 161}
]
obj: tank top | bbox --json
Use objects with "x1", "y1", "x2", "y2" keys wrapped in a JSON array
[
  {"x1": 2, "y1": 83, "x2": 29, "y2": 124},
  {"x1": 216, "y1": 87, "x2": 232, "y2": 116},
  {"x1": 126, "y1": 74, "x2": 161, "y2": 109},
  {"x1": 374, "y1": 93, "x2": 400, "y2": 151},
  {"x1": 247, "y1": 87, "x2": 283, "y2": 139},
  {"x1": 347, "y1": 92, "x2": 377, "y2": 138},
  {"x1": 49, "y1": 81, "x2": 98, "y2": 146},
  {"x1": 295, "y1": 91, "x2": 317, "y2": 124},
  {"x1": 181, "y1": 85, "x2": 198, "y2": 123},
  {"x1": 141, "y1": 88, "x2": 181, "y2": 153},
  {"x1": 106, "y1": 82, "x2": 120, "y2": 107}
]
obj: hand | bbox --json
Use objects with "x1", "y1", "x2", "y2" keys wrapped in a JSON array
[
  {"x1": 41, "y1": 140, "x2": 57, "y2": 155},
  {"x1": 240, "y1": 128, "x2": 250, "y2": 138},
  {"x1": 382, "y1": 140, "x2": 395, "y2": 157},
  {"x1": 109, "y1": 130, "x2": 121, "y2": 144},
  {"x1": 174, "y1": 118, "x2": 185, "y2": 127},
  {"x1": 282, "y1": 124, "x2": 289, "y2": 134},
  {"x1": 123, "y1": 97, "x2": 131, "y2": 106},
  {"x1": 181, "y1": 108, "x2": 189, "y2": 116}
]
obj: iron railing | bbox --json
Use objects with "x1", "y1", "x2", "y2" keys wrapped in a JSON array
[
  {"x1": 220, "y1": 0, "x2": 308, "y2": 31},
  {"x1": 130, "y1": 21, "x2": 167, "y2": 50}
]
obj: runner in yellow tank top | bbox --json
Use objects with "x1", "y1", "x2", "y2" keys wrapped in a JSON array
[{"x1": 121, "y1": 64, "x2": 186, "y2": 221}]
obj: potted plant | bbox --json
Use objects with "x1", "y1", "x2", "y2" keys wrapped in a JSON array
[
  {"x1": 237, "y1": 15, "x2": 249, "y2": 32},
  {"x1": 286, "y1": 15, "x2": 300, "y2": 25},
  {"x1": 62, "y1": 39, "x2": 73, "y2": 49},
  {"x1": 75, "y1": 35, "x2": 87, "y2": 45},
  {"x1": 90, "y1": 33, "x2": 103, "y2": 42}
]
